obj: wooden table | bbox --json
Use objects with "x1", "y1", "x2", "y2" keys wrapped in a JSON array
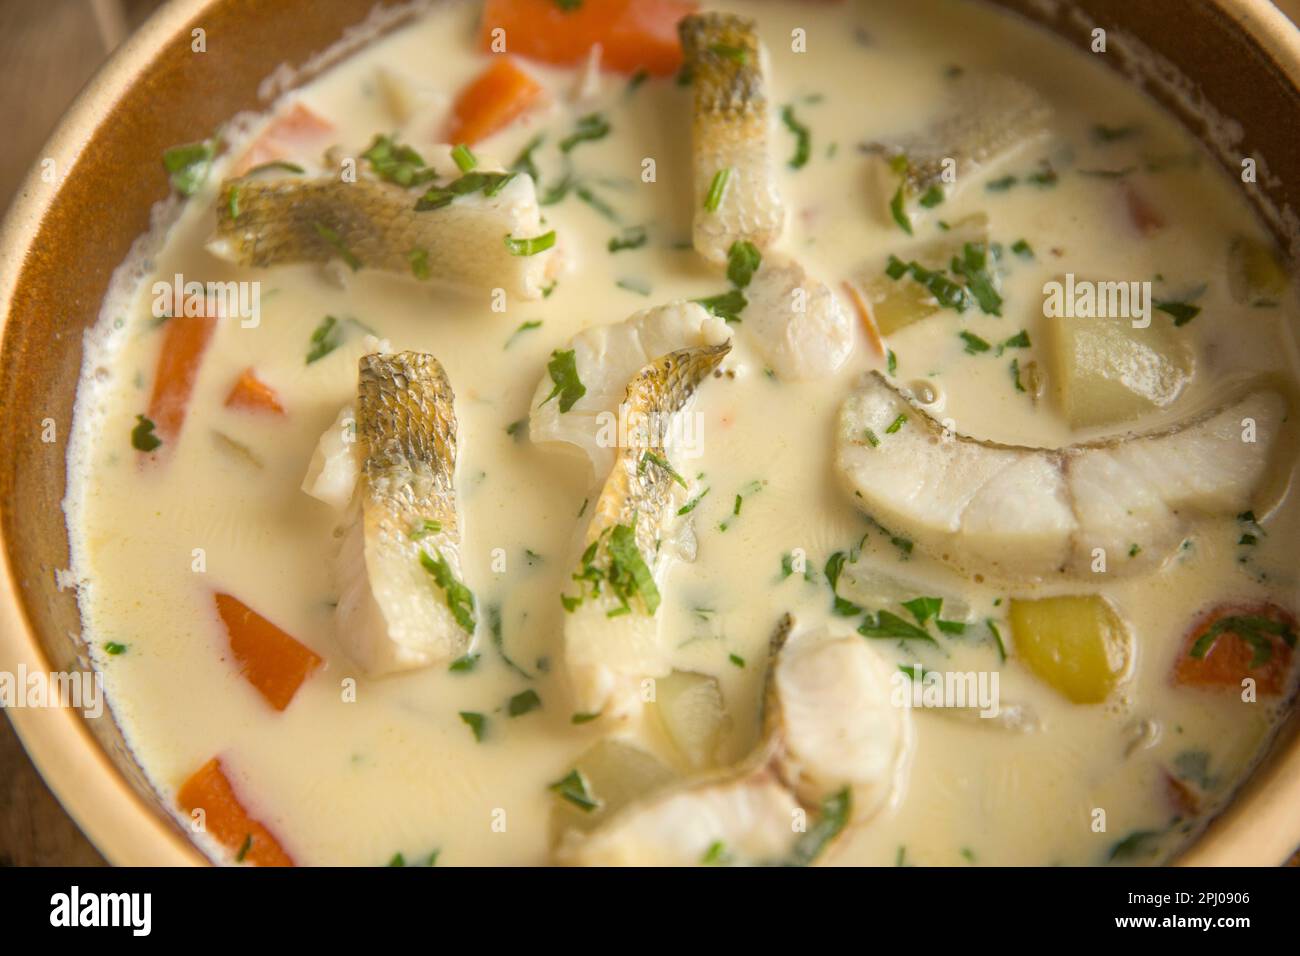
[{"x1": 3, "y1": 0, "x2": 1300, "y2": 868}]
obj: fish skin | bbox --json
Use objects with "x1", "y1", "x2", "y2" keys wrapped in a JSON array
[
  {"x1": 334, "y1": 351, "x2": 470, "y2": 675},
  {"x1": 836, "y1": 372, "x2": 1287, "y2": 580},
  {"x1": 563, "y1": 342, "x2": 731, "y2": 716},
  {"x1": 210, "y1": 171, "x2": 555, "y2": 298},
  {"x1": 528, "y1": 301, "x2": 732, "y2": 480},
  {"x1": 882, "y1": 73, "x2": 1052, "y2": 199},
  {"x1": 679, "y1": 12, "x2": 784, "y2": 264}
]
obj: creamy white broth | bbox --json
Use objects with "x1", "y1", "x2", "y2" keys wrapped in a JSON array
[{"x1": 66, "y1": 0, "x2": 1299, "y2": 866}]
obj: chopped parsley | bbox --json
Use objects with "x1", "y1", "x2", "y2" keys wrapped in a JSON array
[
  {"x1": 419, "y1": 549, "x2": 477, "y2": 634},
  {"x1": 918, "y1": 185, "x2": 945, "y2": 208},
  {"x1": 163, "y1": 140, "x2": 215, "y2": 196},
  {"x1": 608, "y1": 225, "x2": 648, "y2": 252},
  {"x1": 1189, "y1": 614, "x2": 1296, "y2": 667},
  {"x1": 987, "y1": 619, "x2": 1007, "y2": 662},
  {"x1": 361, "y1": 134, "x2": 437, "y2": 187},
  {"x1": 504, "y1": 319, "x2": 542, "y2": 349},
  {"x1": 693, "y1": 288, "x2": 747, "y2": 323},
  {"x1": 508, "y1": 688, "x2": 542, "y2": 717},
  {"x1": 450, "y1": 143, "x2": 478, "y2": 172},
  {"x1": 677, "y1": 488, "x2": 710, "y2": 515},
  {"x1": 305, "y1": 315, "x2": 344, "y2": 364},
  {"x1": 786, "y1": 788, "x2": 851, "y2": 866},
  {"x1": 540, "y1": 349, "x2": 587, "y2": 412},
  {"x1": 415, "y1": 171, "x2": 515, "y2": 210},
  {"x1": 549, "y1": 768, "x2": 599, "y2": 811},
  {"x1": 408, "y1": 248, "x2": 430, "y2": 280},
  {"x1": 858, "y1": 611, "x2": 936, "y2": 644},
  {"x1": 504, "y1": 230, "x2": 557, "y2": 256},
  {"x1": 960, "y1": 330, "x2": 991, "y2": 354},
  {"x1": 639, "y1": 450, "x2": 687, "y2": 488},
  {"x1": 448, "y1": 653, "x2": 479, "y2": 673},
  {"x1": 889, "y1": 184, "x2": 913, "y2": 235},
  {"x1": 559, "y1": 113, "x2": 611, "y2": 152},
  {"x1": 726, "y1": 240, "x2": 762, "y2": 288},
  {"x1": 409, "y1": 519, "x2": 443, "y2": 540},
  {"x1": 1011, "y1": 239, "x2": 1034, "y2": 259},
  {"x1": 950, "y1": 242, "x2": 1002, "y2": 315},
  {"x1": 885, "y1": 414, "x2": 907, "y2": 434},
  {"x1": 1155, "y1": 299, "x2": 1201, "y2": 327},
  {"x1": 104, "y1": 641, "x2": 128, "y2": 656},
  {"x1": 780, "y1": 104, "x2": 811, "y2": 169},
  {"x1": 130, "y1": 415, "x2": 161, "y2": 452},
  {"x1": 729, "y1": 653, "x2": 746, "y2": 668},
  {"x1": 902, "y1": 596, "x2": 943, "y2": 627},
  {"x1": 704, "y1": 168, "x2": 731, "y2": 212},
  {"x1": 459, "y1": 711, "x2": 487, "y2": 742}
]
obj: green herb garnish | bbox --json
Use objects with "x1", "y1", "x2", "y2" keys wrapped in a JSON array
[
  {"x1": 419, "y1": 549, "x2": 477, "y2": 634},
  {"x1": 505, "y1": 230, "x2": 557, "y2": 256},
  {"x1": 130, "y1": 415, "x2": 161, "y2": 452},
  {"x1": 540, "y1": 349, "x2": 586, "y2": 412}
]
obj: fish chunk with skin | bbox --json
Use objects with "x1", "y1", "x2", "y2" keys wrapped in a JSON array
[
  {"x1": 741, "y1": 253, "x2": 854, "y2": 380},
  {"x1": 334, "y1": 352, "x2": 472, "y2": 676},
  {"x1": 529, "y1": 302, "x2": 732, "y2": 479},
  {"x1": 558, "y1": 618, "x2": 912, "y2": 865},
  {"x1": 872, "y1": 73, "x2": 1052, "y2": 204},
  {"x1": 210, "y1": 168, "x2": 556, "y2": 298},
  {"x1": 836, "y1": 372, "x2": 1287, "y2": 580},
  {"x1": 679, "y1": 12, "x2": 784, "y2": 264},
  {"x1": 562, "y1": 344, "x2": 730, "y2": 717}
]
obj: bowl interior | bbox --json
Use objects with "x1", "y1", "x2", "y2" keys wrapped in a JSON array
[{"x1": 2, "y1": 0, "x2": 1299, "y2": 864}]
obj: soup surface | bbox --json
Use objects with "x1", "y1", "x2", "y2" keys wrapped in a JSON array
[{"x1": 66, "y1": 0, "x2": 1300, "y2": 866}]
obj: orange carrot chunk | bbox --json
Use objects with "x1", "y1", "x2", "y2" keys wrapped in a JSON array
[
  {"x1": 479, "y1": 0, "x2": 699, "y2": 76},
  {"x1": 446, "y1": 57, "x2": 544, "y2": 146},
  {"x1": 177, "y1": 758, "x2": 294, "y2": 866},
  {"x1": 145, "y1": 311, "x2": 219, "y2": 450},
  {"x1": 224, "y1": 368, "x2": 286, "y2": 415},
  {"x1": 215, "y1": 592, "x2": 321, "y2": 711},
  {"x1": 1172, "y1": 602, "x2": 1297, "y2": 695},
  {"x1": 232, "y1": 102, "x2": 335, "y2": 175}
]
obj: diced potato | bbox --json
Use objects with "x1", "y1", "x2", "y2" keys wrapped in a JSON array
[
  {"x1": 550, "y1": 739, "x2": 678, "y2": 840},
  {"x1": 1228, "y1": 236, "x2": 1289, "y2": 307},
  {"x1": 860, "y1": 214, "x2": 990, "y2": 336},
  {"x1": 650, "y1": 670, "x2": 728, "y2": 770},
  {"x1": 1043, "y1": 294, "x2": 1193, "y2": 429},
  {"x1": 1008, "y1": 595, "x2": 1132, "y2": 704}
]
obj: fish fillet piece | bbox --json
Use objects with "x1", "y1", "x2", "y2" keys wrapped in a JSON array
[
  {"x1": 679, "y1": 12, "x2": 784, "y2": 264},
  {"x1": 766, "y1": 633, "x2": 913, "y2": 816},
  {"x1": 559, "y1": 770, "x2": 800, "y2": 866},
  {"x1": 1066, "y1": 391, "x2": 1286, "y2": 570},
  {"x1": 558, "y1": 618, "x2": 910, "y2": 865},
  {"x1": 562, "y1": 343, "x2": 731, "y2": 716},
  {"x1": 878, "y1": 73, "x2": 1052, "y2": 201},
  {"x1": 209, "y1": 169, "x2": 555, "y2": 298},
  {"x1": 836, "y1": 373, "x2": 1286, "y2": 579},
  {"x1": 334, "y1": 352, "x2": 472, "y2": 676},
  {"x1": 301, "y1": 404, "x2": 358, "y2": 511},
  {"x1": 742, "y1": 253, "x2": 854, "y2": 380},
  {"x1": 529, "y1": 302, "x2": 732, "y2": 479}
]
